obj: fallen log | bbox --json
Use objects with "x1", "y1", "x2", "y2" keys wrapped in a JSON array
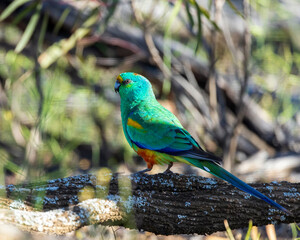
[{"x1": 1, "y1": 173, "x2": 299, "y2": 235}]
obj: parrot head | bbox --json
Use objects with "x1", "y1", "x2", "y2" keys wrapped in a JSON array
[{"x1": 114, "y1": 72, "x2": 155, "y2": 103}]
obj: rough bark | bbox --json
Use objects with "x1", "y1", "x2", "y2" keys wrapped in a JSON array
[{"x1": 1, "y1": 173, "x2": 299, "y2": 235}]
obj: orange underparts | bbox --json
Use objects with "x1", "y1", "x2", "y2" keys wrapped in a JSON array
[{"x1": 136, "y1": 148, "x2": 158, "y2": 169}]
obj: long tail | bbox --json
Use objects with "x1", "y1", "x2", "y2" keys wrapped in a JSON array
[{"x1": 187, "y1": 159, "x2": 291, "y2": 215}]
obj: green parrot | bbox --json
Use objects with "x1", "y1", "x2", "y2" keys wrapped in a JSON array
[{"x1": 114, "y1": 72, "x2": 290, "y2": 215}]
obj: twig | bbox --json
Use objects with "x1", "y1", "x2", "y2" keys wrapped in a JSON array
[
  {"x1": 208, "y1": 0, "x2": 224, "y2": 126},
  {"x1": 223, "y1": 0, "x2": 251, "y2": 171},
  {"x1": 131, "y1": 0, "x2": 171, "y2": 79}
]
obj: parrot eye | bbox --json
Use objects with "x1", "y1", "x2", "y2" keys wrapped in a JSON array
[{"x1": 123, "y1": 79, "x2": 131, "y2": 85}]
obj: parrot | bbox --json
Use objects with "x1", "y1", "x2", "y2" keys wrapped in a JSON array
[{"x1": 114, "y1": 72, "x2": 290, "y2": 215}]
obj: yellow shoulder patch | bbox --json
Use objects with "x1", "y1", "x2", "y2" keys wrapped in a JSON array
[{"x1": 127, "y1": 118, "x2": 143, "y2": 129}]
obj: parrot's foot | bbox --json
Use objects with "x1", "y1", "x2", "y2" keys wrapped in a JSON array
[
  {"x1": 163, "y1": 162, "x2": 174, "y2": 174},
  {"x1": 136, "y1": 167, "x2": 152, "y2": 174}
]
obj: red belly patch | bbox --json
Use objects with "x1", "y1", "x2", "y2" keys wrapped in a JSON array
[{"x1": 136, "y1": 148, "x2": 158, "y2": 169}]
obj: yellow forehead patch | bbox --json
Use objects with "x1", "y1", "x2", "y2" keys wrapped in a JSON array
[
  {"x1": 116, "y1": 75, "x2": 123, "y2": 83},
  {"x1": 127, "y1": 118, "x2": 143, "y2": 129}
]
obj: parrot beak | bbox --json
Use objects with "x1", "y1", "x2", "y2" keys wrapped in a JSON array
[{"x1": 114, "y1": 81, "x2": 121, "y2": 93}]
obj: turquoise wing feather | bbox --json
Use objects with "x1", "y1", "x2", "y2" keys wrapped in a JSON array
[
  {"x1": 126, "y1": 104, "x2": 191, "y2": 150},
  {"x1": 126, "y1": 103, "x2": 222, "y2": 163}
]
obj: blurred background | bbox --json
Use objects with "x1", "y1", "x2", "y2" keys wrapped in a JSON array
[{"x1": 0, "y1": 0, "x2": 299, "y2": 239}]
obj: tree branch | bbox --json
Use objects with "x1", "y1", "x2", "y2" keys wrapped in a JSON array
[{"x1": 1, "y1": 173, "x2": 299, "y2": 235}]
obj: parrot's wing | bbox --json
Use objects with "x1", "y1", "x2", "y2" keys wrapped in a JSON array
[{"x1": 126, "y1": 106, "x2": 222, "y2": 164}]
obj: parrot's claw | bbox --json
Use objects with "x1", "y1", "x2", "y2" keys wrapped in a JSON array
[
  {"x1": 163, "y1": 162, "x2": 174, "y2": 174},
  {"x1": 163, "y1": 169, "x2": 173, "y2": 174},
  {"x1": 135, "y1": 167, "x2": 152, "y2": 174}
]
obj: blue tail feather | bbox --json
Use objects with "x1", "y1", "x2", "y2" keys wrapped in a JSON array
[{"x1": 189, "y1": 160, "x2": 291, "y2": 215}]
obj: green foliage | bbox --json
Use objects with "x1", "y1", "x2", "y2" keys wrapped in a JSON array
[
  {"x1": 248, "y1": 0, "x2": 300, "y2": 124},
  {"x1": 0, "y1": 0, "x2": 125, "y2": 183},
  {"x1": 15, "y1": 1, "x2": 41, "y2": 53},
  {"x1": 244, "y1": 220, "x2": 252, "y2": 240},
  {"x1": 53, "y1": 8, "x2": 71, "y2": 35},
  {"x1": 252, "y1": 39, "x2": 300, "y2": 123},
  {"x1": 291, "y1": 223, "x2": 300, "y2": 239},
  {"x1": 0, "y1": 0, "x2": 43, "y2": 53},
  {"x1": 0, "y1": 21, "x2": 121, "y2": 182},
  {"x1": 0, "y1": 0, "x2": 30, "y2": 21}
]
